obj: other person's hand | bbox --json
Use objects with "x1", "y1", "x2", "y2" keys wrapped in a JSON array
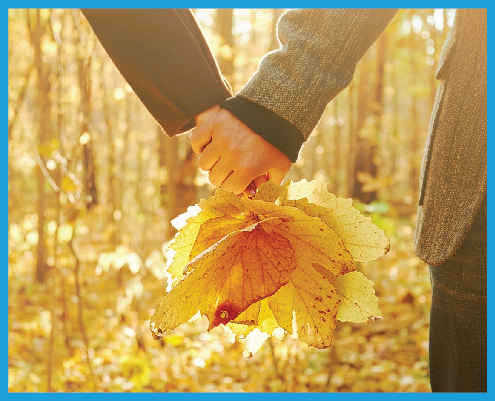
[{"x1": 191, "y1": 108, "x2": 292, "y2": 195}]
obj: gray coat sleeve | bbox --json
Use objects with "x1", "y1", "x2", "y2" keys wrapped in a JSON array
[{"x1": 237, "y1": 9, "x2": 397, "y2": 138}]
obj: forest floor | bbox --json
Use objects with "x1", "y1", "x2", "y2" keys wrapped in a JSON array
[{"x1": 8, "y1": 206, "x2": 432, "y2": 392}]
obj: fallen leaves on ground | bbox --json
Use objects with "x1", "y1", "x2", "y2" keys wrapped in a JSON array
[
  {"x1": 151, "y1": 180, "x2": 389, "y2": 355},
  {"x1": 8, "y1": 201, "x2": 431, "y2": 392}
]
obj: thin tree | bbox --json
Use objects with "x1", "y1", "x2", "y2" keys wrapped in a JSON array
[
  {"x1": 216, "y1": 9, "x2": 235, "y2": 84},
  {"x1": 27, "y1": 9, "x2": 50, "y2": 283}
]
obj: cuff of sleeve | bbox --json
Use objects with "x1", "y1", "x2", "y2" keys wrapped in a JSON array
[{"x1": 219, "y1": 96, "x2": 304, "y2": 163}]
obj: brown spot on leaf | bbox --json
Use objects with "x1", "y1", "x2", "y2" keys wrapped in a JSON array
[{"x1": 212, "y1": 303, "x2": 243, "y2": 328}]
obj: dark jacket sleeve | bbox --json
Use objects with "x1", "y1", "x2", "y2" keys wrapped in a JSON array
[{"x1": 81, "y1": 9, "x2": 233, "y2": 137}]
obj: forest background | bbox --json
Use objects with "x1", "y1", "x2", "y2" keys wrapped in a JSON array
[{"x1": 8, "y1": 8, "x2": 455, "y2": 392}]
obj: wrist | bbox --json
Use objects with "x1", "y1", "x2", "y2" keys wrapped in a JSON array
[
  {"x1": 219, "y1": 96, "x2": 304, "y2": 163},
  {"x1": 195, "y1": 105, "x2": 220, "y2": 127}
]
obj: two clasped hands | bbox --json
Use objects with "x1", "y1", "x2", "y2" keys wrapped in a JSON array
[{"x1": 192, "y1": 105, "x2": 292, "y2": 197}]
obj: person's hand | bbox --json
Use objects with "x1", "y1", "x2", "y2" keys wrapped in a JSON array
[
  {"x1": 195, "y1": 106, "x2": 262, "y2": 196},
  {"x1": 194, "y1": 105, "x2": 262, "y2": 196},
  {"x1": 191, "y1": 108, "x2": 292, "y2": 195}
]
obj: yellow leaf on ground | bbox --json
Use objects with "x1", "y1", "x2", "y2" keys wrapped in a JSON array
[{"x1": 61, "y1": 176, "x2": 78, "y2": 193}]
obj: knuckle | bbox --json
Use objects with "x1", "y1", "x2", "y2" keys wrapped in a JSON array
[
  {"x1": 224, "y1": 181, "x2": 243, "y2": 195},
  {"x1": 191, "y1": 142, "x2": 200, "y2": 155},
  {"x1": 197, "y1": 156, "x2": 208, "y2": 171},
  {"x1": 221, "y1": 182, "x2": 236, "y2": 194},
  {"x1": 239, "y1": 162, "x2": 258, "y2": 177},
  {"x1": 234, "y1": 184, "x2": 247, "y2": 196},
  {"x1": 208, "y1": 173, "x2": 222, "y2": 188},
  {"x1": 190, "y1": 133, "x2": 201, "y2": 153}
]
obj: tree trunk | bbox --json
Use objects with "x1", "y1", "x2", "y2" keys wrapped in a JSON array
[
  {"x1": 371, "y1": 31, "x2": 387, "y2": 200},
  {"x1": 332, "y1": 98, "x2": 341, "y2": 195},
  {"x1": 176, "y1": 144, "x2": 199, "y2": 217},
  {"x1": 160, "y1": 127, "x2": 180, "y2": 224},
  {"x1": 409, "y1": 27, "x2": 420, "y2": 200},
  {"x1": 216, "y1": 9, "x2": 235, "y2": 84},
  {"x1": 73, "y1": 10, "x2": 97, "y2": 210},
  {"x1": 28, "y1": 9, "x2": 50, "y2": 283},
  {"x1": 270, "y1": 9, "x2": 284, "y2": 51},
  {"x1": 352, "y1": 49, "x2": 377, "y2": 204},
  {"x1": 346, "y1": 81, "x2": 356, "y2": 198}
]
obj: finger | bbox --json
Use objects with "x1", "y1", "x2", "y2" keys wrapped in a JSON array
[
  {"x1": 241, "y1": 175, "x2": 268, "y2": 197},
  {"x1": 208, "y1": 158, "x2": 234, "y2": 189},
  {"x1": 242, "y1": 182, "x2": 257, "y2": 198},
  {"x1": 190, "y1": 118, "x2": 214, "y2": 154},
  {"x1": 253, "y1": 174, "x2": 269, "y2": 188},
  {"x1": 197, "y1": 142, "x2": 220, "y2": 172},
  {"x1": 268, "y1": 164, "x2": 291, "y2": 185},
  {"x1": 221, "y1": 170, "x2": 253, "y2": 195}
]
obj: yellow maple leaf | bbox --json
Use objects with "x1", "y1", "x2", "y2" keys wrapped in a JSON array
[
  {"x1": 151, "y1": 218, "x2": 297, "y2": 338},
  {"x1": 166, "y1": 208, "x2": 221, "y2": 281},
  {"x1": 190, "y1": 214, "x2": 256, "y2": 260},
  {"x1": 151, "y1": 197, "x2": 355, "y2": 337},
  {"x1": 267, "y1": 262, "x2": 341, "y2": 349},
  {"x1": 313, "y1": 263, "x2": 382, "y2": 323},
  {"x1": 172, "y1": 193, "x2": 356, "y2": 279},
  {"x1": 166, "y1": 191, "x2": 246, "y2": 281},
  {"x1": 260, "y1": 179, "x2": 390, "y2": 262},
  {"x1": 151, "y1": 180, "x2": 388, "y2": 355},
  {"x1": 227, "y1": 299, "x2": 281, "y2": 338}
]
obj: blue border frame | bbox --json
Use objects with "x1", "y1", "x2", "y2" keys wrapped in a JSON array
[{"x1": 5, "y1": 1, "x2": 491, "y2": 398}]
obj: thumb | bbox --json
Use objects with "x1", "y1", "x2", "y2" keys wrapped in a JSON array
[{"x1": 268, "y1": 164, "x2": 292, "y2": 185}]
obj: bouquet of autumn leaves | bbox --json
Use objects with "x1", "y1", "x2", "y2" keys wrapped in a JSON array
[{"x1": 150, "y1": 180, "x2": 390, "y2": 356}]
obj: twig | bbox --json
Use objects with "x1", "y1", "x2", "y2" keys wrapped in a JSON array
[
  {"x1": 268, "y1": 337, "x2": 284, "y2": 383},
  {"x1": 18, "y1": 115, "x2": 60, "y2": 193},
  {"x1": 47, "y1": 266, "x2": 57, "y2": 391},
  {"x1": 325, "y1": 325, "x2": 340, "y2": 391},
  {"x1": 8, "y1": 65, "x2": 33, "y2": 140},
  {"x1": 59, "y1": 264, "x2": 72, "y2": 355},
  {"x1": 68, "y1": 236, "x2": 97, "y2": 390}
]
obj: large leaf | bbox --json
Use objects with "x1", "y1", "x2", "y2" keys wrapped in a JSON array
[
  {"x1": 151, "y1": 218, "x2": 296, "y2": 338},
  {"x1": 263, "y1": 179, "x2": 390, "y2": 262},
  {"x1": 151, "y1": 180, "x2": 389, "y2": 355},
  {"x1": 313, "y1": 263, "x2": 382, "y2": 323}
]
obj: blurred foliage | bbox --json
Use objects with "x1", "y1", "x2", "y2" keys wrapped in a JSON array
[
  {"x1": 8, "y1": 207, "x2": 431, "y2": 392},
  {"x1": 8, "y1": 8, "x2": 453, "y2": 392}
]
